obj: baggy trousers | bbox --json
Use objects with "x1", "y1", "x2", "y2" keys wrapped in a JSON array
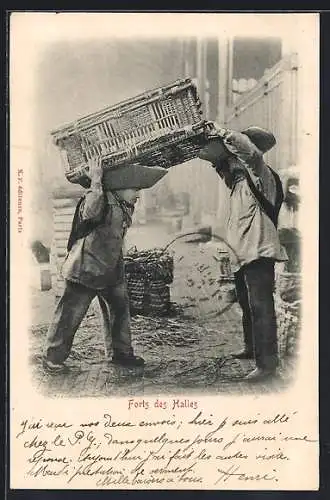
[
  {"x1": 44, "y1": 280, "x2": 133, "y2": 364},
  {"x1": 234, "y1": 258, "x2": 278, "y2": 371}
]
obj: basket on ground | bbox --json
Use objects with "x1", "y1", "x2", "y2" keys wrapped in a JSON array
[
  {"x1": 51, "y1": 78, "x2": 206, "y2": 185},
  {"x1": 125, "y1": 247, "x2": 174, "y2": 316}
]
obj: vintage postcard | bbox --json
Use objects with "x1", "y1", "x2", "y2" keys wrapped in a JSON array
[{"x1": 9, "y1": 12, "x2": 319, "y2": 490}]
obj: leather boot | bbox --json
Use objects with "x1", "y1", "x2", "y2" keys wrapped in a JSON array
[
  {"x1": 232, "y1": 349, "x2": 254, "y2": 360},
  {"x1": 112, "y1": 353, "x2": 145, "y2": 367},
  {"x1": 244, "y1": 367, "x2": 277, "y2": 382}
]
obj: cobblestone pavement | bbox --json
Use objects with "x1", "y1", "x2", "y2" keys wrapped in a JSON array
[{"x1": 29, "y1": 223, "x2": 297, "y2": 398}]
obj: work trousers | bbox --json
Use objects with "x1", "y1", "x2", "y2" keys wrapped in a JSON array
[
  {"x1": 44, "y1": 280, "x2": 133, "y2": 364},
  {"x1": 234, "y1": 258, "x2": 278, "y2": 371}
]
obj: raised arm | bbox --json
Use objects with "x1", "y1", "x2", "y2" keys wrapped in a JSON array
[
  {"x1": 80, "y1": 156, "x2": 107, "y2": 222},
  {"x1": 222, "y1": 130, "x2": 263, "y2": 176}
]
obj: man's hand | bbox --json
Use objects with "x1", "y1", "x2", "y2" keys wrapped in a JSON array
[
  {"x1": 80, "y1": 154, "x2": 105, "y2": 220},
  {"x1": 223, "y1": 130, "x2": 260, "y2": 155},
  {"x1": 205, "y1": 121, "x2": 229, "y2": 139},
  {"x1": 87, "y1": 154, "x2": 103, "y2": 186},
  {"x1": 222, "y1": 130, "x2": 263, "y2": 174}
]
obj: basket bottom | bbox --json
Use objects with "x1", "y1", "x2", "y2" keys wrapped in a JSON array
[{"x1": 66, "y1": 128, "x2": 207, "y2": 184}]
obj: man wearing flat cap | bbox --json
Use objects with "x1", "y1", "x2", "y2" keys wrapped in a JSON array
[
  {"x1": 198, "y1": 124, "x2": 287, "y2": 382},
  {"x1": 43, "y1": 158, "x2": 167, "y2": 374}
]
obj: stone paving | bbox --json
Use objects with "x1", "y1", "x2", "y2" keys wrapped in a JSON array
[{"x1": 29, "y1": 222, "x2": 297, "y2": 399}]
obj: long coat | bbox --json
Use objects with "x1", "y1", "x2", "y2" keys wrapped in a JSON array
[{"x1": 215, "y1": 131, "x2": 287, "y2": 272}]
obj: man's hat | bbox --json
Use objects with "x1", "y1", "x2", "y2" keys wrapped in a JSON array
[
  {"x1": 79, "y1": 163, "x2": 168, "y2": 190},
  {"x1": 241, "y1": 126, "x2": 276, "y2": 153},
  {"x1": 200, "y1": 123, "x2": 276, "y2": 161}
]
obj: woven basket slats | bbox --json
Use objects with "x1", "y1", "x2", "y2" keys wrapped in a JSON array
[
  {"x1": 125, "y1": 247, "x2": 174, "y2": 316},
  {"x1": 51, "y1": 78, "x2": 205, "y2": 184}
]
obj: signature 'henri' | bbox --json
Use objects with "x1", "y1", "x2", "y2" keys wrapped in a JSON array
[{"x1": 214, "y1": 464, "x2": 278, "y2": 485}]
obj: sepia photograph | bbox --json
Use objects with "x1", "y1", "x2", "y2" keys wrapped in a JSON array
[
  {"x1": 9, "y1": 12, "x2": 319, "y2": 490},
  {"x1": 27, "y1": 21, "x2": 302, "y2": 397}
]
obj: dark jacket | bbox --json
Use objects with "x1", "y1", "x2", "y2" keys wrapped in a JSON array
[{"x1": 61, "y1": 188, "x2": 133, "y2": 290}]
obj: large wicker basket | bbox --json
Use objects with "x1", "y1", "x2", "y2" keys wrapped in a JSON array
[
  {"x1": 125, "y1": 247, "x2": 174, "y2": 316},
  {"x1": 127, "y1": 278, "x2": 171, "y2": 316},
  {"x1": 51, "y1": 78, "x2": 206, "y2": 185}
]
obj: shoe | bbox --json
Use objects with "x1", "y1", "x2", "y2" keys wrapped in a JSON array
[
  {"x1": 244, "y1": 367, "x2": 276, "y2": 382},
  {"x1": 43, "y1": 358, "x2": 67, "y2": 374},
  {"x1": 232, "y1": 349, "x2": 254, "y2": 360},
  {"x1": 112, "y1": 354, "x2": 145, "y2": 368}
]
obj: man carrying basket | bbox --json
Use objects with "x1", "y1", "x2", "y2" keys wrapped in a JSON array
[
  {"x1": 43, "y1": 157, "x2": 167, "y2": 374},
  {"x1": 198, "y1": 124, "x2": 287, "y2": 382}
]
